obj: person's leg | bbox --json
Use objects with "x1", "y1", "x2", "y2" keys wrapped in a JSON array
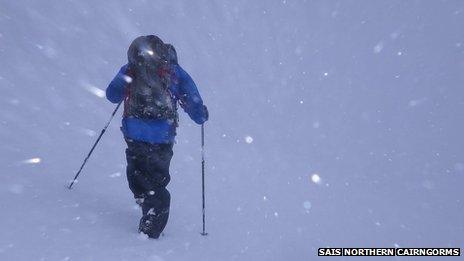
[
  {"x1": 125, "y1": 139, "x2": 146, "y2": 200},
  {"x1": 138, "y1": 143, "x2": 174, "y2": 238},
  {"x1": 139, "y1": 187, "x2": 170, "y2": 238}
]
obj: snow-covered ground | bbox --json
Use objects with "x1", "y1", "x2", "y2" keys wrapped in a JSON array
[{"x1": 0, "y1": 1, "x2": 463, "y2": 260}]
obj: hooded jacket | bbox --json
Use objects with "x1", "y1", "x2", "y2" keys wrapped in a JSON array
[{"x1": 106, "y1": 63, "x2": 208, "y2": 144}]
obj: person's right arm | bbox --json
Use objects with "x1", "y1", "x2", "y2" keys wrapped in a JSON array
[{"x1": 106, "y1": 64, "x2": 131, "y2": 103}]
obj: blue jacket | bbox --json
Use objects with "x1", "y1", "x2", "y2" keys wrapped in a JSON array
[{"x1": 106, "y1": 64, "x2": 208, "y2": 144}]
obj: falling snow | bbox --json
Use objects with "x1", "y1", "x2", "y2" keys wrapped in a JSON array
[
  {"x1": 84, "y1": 84, "x2": 106, "y2": 98},
  {"x1": 373, "y1": 42, "x2": 384, "y2": 53},
  {"x1": 123, "y1": 75, "x2": 133, "y2": 83},
  {"x1": 109, "y1": 172, "x2": 122, "y2": 178},
  {"x1": 303, "y1": 201, "x2": 312, "y2": 210},
  {"x1": 0, "y1": 1, "x2": 462, "y2": 260},
  {"x1": 22, "y1": 157, "x2": 41, "y2": 164},
  {"x1": 311, "y1": 174, "x2": 321, "y2": 184}
]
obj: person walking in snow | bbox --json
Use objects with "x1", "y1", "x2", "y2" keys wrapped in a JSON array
[{"x1": 106, "y1": 35, "x2": 208, "y2": 238}]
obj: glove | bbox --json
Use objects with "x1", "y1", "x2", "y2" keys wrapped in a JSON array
[{"x1": 202, "y1": 105, "x2": 209, "y2": 122}]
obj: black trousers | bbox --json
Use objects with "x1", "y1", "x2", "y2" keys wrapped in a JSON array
[{"x1": 125, "y1": 139, "x2": 173, "y2": 235}]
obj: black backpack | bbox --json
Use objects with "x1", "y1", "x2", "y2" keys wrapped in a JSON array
[{"x1": 124, "y1": 35, "x2": 178, "y2": 121}]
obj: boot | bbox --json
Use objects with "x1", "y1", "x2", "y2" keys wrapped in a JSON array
[{"x1": 138, "y1": 214, "x2": 161, "y2": 239}]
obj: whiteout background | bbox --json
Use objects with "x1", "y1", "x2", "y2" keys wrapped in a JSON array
[{"x1": 0, "y1": 1, "x2": 463, "y2": 260}]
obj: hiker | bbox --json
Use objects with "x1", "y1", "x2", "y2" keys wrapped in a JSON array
[{"x1": 106, "y1": 35, "x2": 209, "y2": 238}]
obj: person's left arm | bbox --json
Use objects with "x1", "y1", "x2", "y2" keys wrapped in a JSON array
[{"x1": 174, "y1": 65, "x2": 209, "y2": 125}]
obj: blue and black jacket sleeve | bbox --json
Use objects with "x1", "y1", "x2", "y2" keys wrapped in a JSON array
[
  {"x1": 174, "y1": 65, "x2": 209, "y2": 124},
  {"x1": 106, "y1": 64, "x2": 131, "y2": 103}
]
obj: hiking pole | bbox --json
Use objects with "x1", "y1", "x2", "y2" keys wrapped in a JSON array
[
  {"x1": 200, "y1": 123, "x2": 208, "y2": 236},
  {"x1": 68, "y1": 101, "x2": 122, "y2": 189}
]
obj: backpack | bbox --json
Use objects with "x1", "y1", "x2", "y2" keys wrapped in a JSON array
[{"x1": 124, "y1": 35, "x2": 178, "y2": 122}]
